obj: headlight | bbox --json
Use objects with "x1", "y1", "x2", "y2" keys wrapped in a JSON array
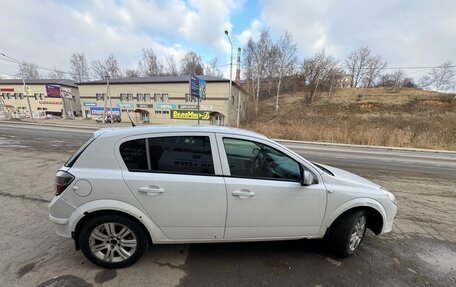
[{"x1": 381, "y1": 188, "x2": 397, "y2": 205}]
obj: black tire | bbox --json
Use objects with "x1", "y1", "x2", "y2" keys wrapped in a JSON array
[
  {"x1": 79, "y1": 214, "x2": 148, "y2": 268},
  {"x1": 329, "y1": 210, "x2": 367, "y2": 258}
]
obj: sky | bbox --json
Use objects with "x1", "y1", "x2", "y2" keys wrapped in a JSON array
[{"x1": 0, "y1": 0, "x2": 455, "y2": 80}]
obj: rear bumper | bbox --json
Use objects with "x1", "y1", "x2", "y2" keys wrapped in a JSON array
[
  {"x1": 49, "y1": 214, "x2": 72, "y2": 238},
  {"x1": 48, "y1": 196, "x2": 75, "y2": 238}
]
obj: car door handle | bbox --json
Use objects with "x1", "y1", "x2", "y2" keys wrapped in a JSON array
[
  {"x1": 138, "y1": 186, "x2": 165, "y2": 195},
  {"x1": 232, "y1": 189, "x2": 255, "y2": 198}
]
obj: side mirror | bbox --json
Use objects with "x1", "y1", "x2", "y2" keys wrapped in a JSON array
[{"x1": 300, "y1": 166, "x2": 314, "y2": 186}]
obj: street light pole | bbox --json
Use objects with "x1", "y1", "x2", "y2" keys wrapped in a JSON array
[
  {"x1": 224, "y1": 30, "x2": 233, "y2": 127},
  {"x1": 22, "y1": 77, "x2": 34, "y2": 122}
]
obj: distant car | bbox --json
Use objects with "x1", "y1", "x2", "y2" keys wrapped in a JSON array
[
  {"x1": 95, "y1": 115, "x2": 121, "y2": 123},
  {"x1": 48, "y1": 126, "x2": 397, "y2": 268}
]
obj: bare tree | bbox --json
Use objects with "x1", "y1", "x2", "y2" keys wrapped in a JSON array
[
  {"x1": 91, "y1": 54, "x2": 123, "y2": 79},
  {"x1": 17, "y1": 62, "x2": 40, "y2": 79},
  {"x1": 181, "y1": 51, "x2": 204, "y2": 75},
  {"x1": 165, "y1": 55, "x2": 178, "y2": 75},
  {"x1": 345, "y1": 47, "x2": 371, "y2": 88},
  {"x1": 138, "y1": 48, "x2": 163, "y2": 76},
  {"x1": 391, "y1": 69, "x2": 406, "y2": 92},
  {"x1": 301, "y1": 51, "x2": 341, "y2": 103},
  {"x1": 124, "y1": 69, "x2": 140, "y2": 77},
  {"x1": 47, "y1": 68, "x2": 66, "y2": 79},
  {"x1": 429, "y1": 61, "x2": 455, "y2": 91},
  {"x1": 418, "y1": 75, "x2": 432, "y2": 89},
  {"x1": 250, "y1": 30, "x2": 272, "y2": 115},
  {"x1": 272, "y1": 32, "x2": 297, "y2": 112},
  {"x1": 205, "y1": 58, "x2": 223, "y2": 78},
  {"x1": 363, "y1": 55, "x2": 386, "y2": 88},
  {"x1": 70, "y1": 52, "x2": 89, "y2": 82},
  {"x1": 242, "y1": 39, "x2": 257, "y2": 116}
]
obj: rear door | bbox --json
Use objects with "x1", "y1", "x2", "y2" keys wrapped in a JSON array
[{"x1": 117, "y1": 132, "x2": 226, "y2": 240}]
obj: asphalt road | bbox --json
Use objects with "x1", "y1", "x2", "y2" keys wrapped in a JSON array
[
  {"x1": 1, "y1": 122, "x2": 455, "y2": 176},
  {"x1": 1, "y1": 122, "x2": 455, "y2": 287}
]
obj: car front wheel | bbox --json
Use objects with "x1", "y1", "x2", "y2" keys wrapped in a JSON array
[
  {"x1": 79, "y1": 214, "x2": 148, "y2": 268},
  {"x1": 330, "y1": 210, "x2": 367, "y2": 257}
]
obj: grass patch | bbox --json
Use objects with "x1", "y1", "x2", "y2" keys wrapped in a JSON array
[{"x1": 242, "y1": 88, "x2": 456, "y2": 150}]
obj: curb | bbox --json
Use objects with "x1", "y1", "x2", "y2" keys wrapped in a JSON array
[{"x1": 274, "y1": 139, "x2": 456, "y2": 155}]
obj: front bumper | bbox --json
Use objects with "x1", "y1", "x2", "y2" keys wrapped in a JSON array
[{"x1": 380, "y1": 202, "x2": 397, "y2": 235}]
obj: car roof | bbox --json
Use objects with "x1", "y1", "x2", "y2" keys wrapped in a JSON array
[{"x1": 94, "y1": 125, "x2": 268, "y2": 140}]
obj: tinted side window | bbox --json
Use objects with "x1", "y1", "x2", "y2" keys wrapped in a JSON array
[
  {"x1": 120, "y1": 139, "x2": 149, "y2": 171},
  {"x1": 148, "y1": 136, "x2": 214, "y2": 175},
  {"x1": 223, "y1": 138, "x2": 300, "y2": 181}
]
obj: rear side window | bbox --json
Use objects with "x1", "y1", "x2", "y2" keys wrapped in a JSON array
[
  {"x1": 119, "y1": 139, "x2": 148, "y2": 171},
  {"x1": 120, "y1": 136, "x2": 214, "y2": 175}
]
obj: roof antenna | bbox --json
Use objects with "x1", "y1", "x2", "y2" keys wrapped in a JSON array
[{"x1": 119, "y1": 95, "x2": 136, "y2": 127}]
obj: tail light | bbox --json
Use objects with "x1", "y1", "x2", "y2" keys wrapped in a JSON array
[{"x1": 55, "y1": 171, "x2": 75, "y2": 196}]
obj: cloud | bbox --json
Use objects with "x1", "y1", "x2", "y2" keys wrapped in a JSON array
[
  {"x1": 237, "y1": 19, "x2": 263, "y2": 45},
  {"x1": 260, "y1": 0, "x2": 456, "y2": 69},
  {"x1": 0, "y1": 0, "x2": 241, "y2": 77}
]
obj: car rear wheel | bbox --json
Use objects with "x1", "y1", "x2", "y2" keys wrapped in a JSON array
[
  {"x1": 79, "y1": 214, "x2": 148, "y2": 268},
  {"x1": 330, "y1": 210, "x2": 367, "y2": 257}
]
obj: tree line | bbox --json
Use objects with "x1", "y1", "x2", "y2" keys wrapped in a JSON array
[
  {"x1": 15, "y1": 28, "x2": 455, "y2": 114},
  {"x1": 16, "y1": 49, "x2": 223, "y2": 82},
  {"x1": 242, "y1": 30, "x2": 455, "y2": 113}
]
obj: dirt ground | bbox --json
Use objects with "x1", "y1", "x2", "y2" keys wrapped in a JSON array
[{"x1": 0, "y1": 130, "x2": 455, "y2": 286}]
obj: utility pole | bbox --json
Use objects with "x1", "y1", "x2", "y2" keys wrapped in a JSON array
[
  {"x1": 236, "y1": 89, "x2": 241, "y2": 127},
  {"x1": 225, "y1": 30, "x2": 233, "y2": 127},
  {"x1": 22, "y1": 77, "x2": 34, "y2": 122},
  {"x1": 108, "y1": 77, "x2": 113, "y2": 118},
  {"x1": 103, "y1": 76, "x2": 109, "y2": 124}
]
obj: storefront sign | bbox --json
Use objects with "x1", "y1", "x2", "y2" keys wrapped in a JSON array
[
  {"x1": 83, "y1": 102, "x2": 97, "y2": 106},
  {"x1": 39, "y1": 101, "x2": 61, "y2": 105},
  {"x1": 155, "y1": 104, "x2": 177, "y2": 109},
  {"x1": 200, "y1": 104, "x2": 213, "y2": 110},
  {"x1": 178, "y1": 104, "x2": 197, "y2": 110},
  {"x1": 137, "y1": 104, "x2": 154, "y2": 108},
  {"x1": 90, "y1": 107, "x2": 121, "y2": 116},
  {"x1": 171, "y1": 110, "x2": 210, "y2": 120},
  {"x1": 0, "y1": 88, "x2": 14, "y2": 92},
  {"x1": 45, "y1": 85, "x2": 61, "y2": 98},
  {"x1": 117, "y1": 103, "x2": 135, "y2": 109}
]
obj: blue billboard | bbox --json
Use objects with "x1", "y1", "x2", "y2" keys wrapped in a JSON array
[
  {"x1": 45, "y1": 85, "x2": 61, "y2": 98},
  {"x1": 190, "y1": 76, "x2": 206, "y2": 100},
  {"x1": 190, "y1": 75, "x2": 200, "y2": 98}
]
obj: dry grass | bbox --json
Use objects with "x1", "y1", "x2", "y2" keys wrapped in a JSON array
[{"x1": 242, "y1": 88, "x2": 456, "y2": 150}]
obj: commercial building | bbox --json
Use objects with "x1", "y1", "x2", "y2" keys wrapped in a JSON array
[
  {"x1": 0, "y1": 79, "x2": 81, "y2": 119},
  {"x1": 77, "y1": 75, "x2": 247, "y2": 126}
]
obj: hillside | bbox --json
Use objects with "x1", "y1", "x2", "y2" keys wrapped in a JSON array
[{"x1": 242, "y1": 88, "x2": 456, "y2": 150}]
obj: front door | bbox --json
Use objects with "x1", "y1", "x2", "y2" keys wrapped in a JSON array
[
  {"x1": 217, "y1": 135, "x2": 327, "y2": 239},
  {"x1": 119, "y1": 133, "x2": 226, "y2": 240}
]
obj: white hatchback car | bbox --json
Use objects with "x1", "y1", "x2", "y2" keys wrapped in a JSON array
[{"x1": 49, "y1": 126, "x2": 397, "y2": 268}]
